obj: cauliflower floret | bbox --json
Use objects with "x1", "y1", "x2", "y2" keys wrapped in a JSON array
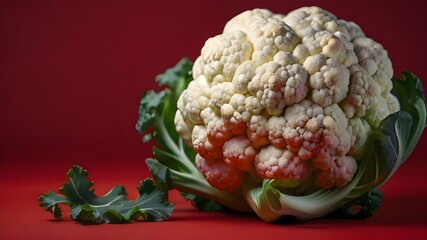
[
  {"x1": 247, "y1": 58, "x2": 308, "y2": 116},
  {"x1": 174, "y1": 110, "x2": 194, "y2": 146},
  {"x1": 303, "y1": 54, "x2": 327, "y2": 75},
  {"x1": 255, "y1": 145, "x2": 312, "y2": 180},
  {"x1": 282, "y1": 100, "x2": 323, "y2": 152},
  {"x1": 228, "y1": 93, "x2": 263, "y2": 120},
  {"x1": 338, "y1": 20, "x2": 365, "y2": 40},
  {"x1": 247, "y1": 61, "x2": 282, "y2": 97},
  {"x1": 221, "y1": 103, "x2": 246, "y2": 135},
  {"x1": 223, "y1": 136, "x2": 257, "y2": 170},
  {"x1": 221, "y1": 93, "x2": 263, "y2": 136},
  {"x1": 340, "y1": 64, "x2": 382, "y2": 118},
  {"x1": 292, "y1": 44, "x2": 311, "y2": 64},
  {"x1": 224, "y1": 9, "x2": 300, "y2": 64},
  {"x1": 352, "y1": 37, "x2": 393, "y2": 95},
  {"x1": 323, "y1": 104, "x2": 352, "y2": 155},
  {"x1": 364, "y1": 95, "x2": 391, "y2": 128},
  {"x1": 200, "y1": 108, "x2": 233, "y2": 146},
  {"x1": 266, "y1": 116, "x2": 288, "y2": 148},
  {"x1": 386, "y1": 93, "x2": 400, "y2": 114},
  {"x1": 177, "y1": 75, "x2": 211, "y2": 124},
  {"x1": 309, "y1": 58, "x2": 350, "y2": 107},
  {"x1": 283, "y1": 7, "x2": 358, "y2": 66},
  {"x1": 194, "y1": 31, "x2": 253, "y2": 83},
  {"x1": 282, "y1": 101, "x2": 351, "y2": 175},
  {"x1": 347, "y1": 118, "x2": 371, "y2": 155},
  {"x1": 196, "y1": 154, "x2": 244, "y2": 192},
  {"x1": 191, "y1": 125, "x2": 223, "y2": 161},
  {"x1": 264, "y1": 63, "x2": 308, "y2": 115},
  {"x1": 283, "y1": 6, "x2": 351, "y2": 39},
  {"x1": 232, "y1": 61, "x2": 257, "y2": 94},
  {"x1": 301, "y1": 31, "x2": 357, "y2": 67},
  {"x1": 210, "y1": 82, "x2": 237, "y2": 110},
  {"x1": 246, "y1": 115, "x2": 270, "y2": 149},
  {"x1": 273, "y1": 51, "x2": 299, "y2": 67},
  {"x1": 338, "y1": 64, "x2": 396, "y2": 127},
  {"x1": 328, "y1": 32, "x2": 358, "y2": 67},
  {"x1": 316, "y1": 156, "x2": 358, "y2": 188}
]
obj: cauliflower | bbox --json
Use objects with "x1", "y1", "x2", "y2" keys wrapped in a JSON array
[
  {"x1": 176, "y1": 7, "x2": 399, "y2": 191},
  {"x1": 137, "y1": 7, "x2": 426, "y2": 222}
]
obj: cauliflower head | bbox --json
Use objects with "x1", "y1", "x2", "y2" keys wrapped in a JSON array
[{"x1": 175, "y1": 7, "x2": 399, "y2": 192}]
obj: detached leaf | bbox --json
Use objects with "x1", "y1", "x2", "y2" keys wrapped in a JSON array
[{"x1": 39, "y1": 165, "x2": 174, "y2": 224}]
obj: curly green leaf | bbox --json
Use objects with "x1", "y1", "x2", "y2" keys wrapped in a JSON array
[{"x1": 39, "y1": 166, "x2": 174, "y2": 224}]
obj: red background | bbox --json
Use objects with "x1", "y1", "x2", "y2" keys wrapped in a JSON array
[{"x1": 1, "y1": 0, "x2": 427, "y2": 239}]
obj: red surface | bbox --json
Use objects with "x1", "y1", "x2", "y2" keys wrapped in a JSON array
[{"x1": 1, "y1": 0, "x2": 427, "y2": 239}]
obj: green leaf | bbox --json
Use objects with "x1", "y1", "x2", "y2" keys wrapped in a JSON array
[
  {"x1": 181, "y1": 192, "x2": 229, "y2": 212},
  {"x1": 59, "y1": 166, "x2": 127, "y2": 207},
  {"x1": 135, "y1": 90, "x2": 168, "y2": 138},
  {"x1": 246, "y1": 171, "x2": 363, "y2": 222},
  {"x1": 391, "y1": 71, "x2": 426, "y2": 160},
  {"x1": 135, "y1": 58, "x2": 193, "y2": 145},
  {"x1": 353, "y1": 111, "x2": 413, "y2": 193},
  {"x1": 156, "y1": 58, "x2": 193, "y2": 90},
  {"x1": 146, "y1": 158, "x2": 172, "y2": 187},
  {"x1": 39, "y1": 165, "x2": 174, "y2": 224},
  {"x1": 327, "y1": 188, "x2": 383, "y2": 219}
]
